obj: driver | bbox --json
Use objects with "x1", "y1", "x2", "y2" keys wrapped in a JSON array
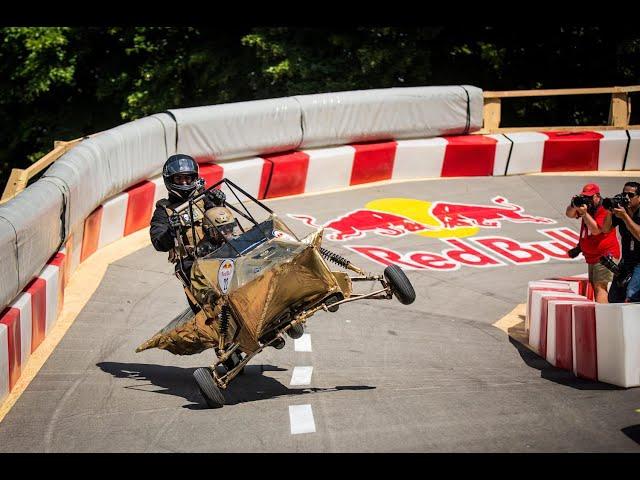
[
  {"x1": 195, "y1": 206, "x2": 241, "y2": 257},
  {"x1": 150, "y1": 154, "x2": 226, "y2": 313}
]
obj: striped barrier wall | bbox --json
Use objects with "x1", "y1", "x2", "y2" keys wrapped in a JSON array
[
  {"x1": 526, "y1": 281, "x2": 640, "y2": 388},
  {"x1": 0, "y1": 250, "x2": 68, "y2": 398},
  {"x1": 2, "y1": 129, "x2": 640, "y2": 404}
]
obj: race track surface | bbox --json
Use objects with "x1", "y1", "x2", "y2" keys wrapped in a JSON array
[{"x1": 1, "y1": 175, "x2": 639, "y2": 452}]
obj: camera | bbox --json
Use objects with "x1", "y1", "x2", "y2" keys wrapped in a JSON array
[
  {"x1": 602, "y1": 193, "x2": 630, "y2": 211},
  {"x1": 571, "y1": 194, "x2": 593, "y2": 208},
  {"x1": 567, "y1": 245, "x2": 582, "y2": 258},
  {"x1": 599, "y1": 254, "x2": 620, "y2": 275},
  {"x1": 600, "y1": 255, "x2": 633, "y2": 288}
]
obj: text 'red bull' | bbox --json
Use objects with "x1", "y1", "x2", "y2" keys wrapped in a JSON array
[{"x1": 347, "y1": 228, "x2": 580, "y2": 271}]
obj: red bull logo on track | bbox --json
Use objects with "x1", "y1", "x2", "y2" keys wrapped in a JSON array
[
  {"x1": 290, "y1": 196, "x2": 555, "y2": 241},
  {"x1": 289, "y1": 197, "x2": 581, "y2": 272}
]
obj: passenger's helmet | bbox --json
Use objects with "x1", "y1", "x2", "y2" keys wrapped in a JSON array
[
  {"x1": 203, "y1": 207, "x2": 239, "y2": 242},
  {"x1": 162, "y1": 154, "x2": 200, "y2": 201}
]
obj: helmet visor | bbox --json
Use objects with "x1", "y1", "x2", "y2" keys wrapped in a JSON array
[{"x1": 165, "y1": 156, "x2": 198, "y2": 176}]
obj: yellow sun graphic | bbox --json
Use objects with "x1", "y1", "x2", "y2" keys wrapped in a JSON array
[{"x1": 365, "y1": 198, "x2": 480, "y2": 239}]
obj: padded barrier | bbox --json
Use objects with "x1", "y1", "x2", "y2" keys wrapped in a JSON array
[
  {"x1": 0, "y1": 217, "x2": 19, "y2": 311},
  {"x1": 44, "y1": 115, "x2": 172, "y2": 234},
  {"x1": 168, "y1": 97, "x2": 303, "y2": 162},
  {"x1": 296, "y1": 86, "x2": 483, "y2": 149},
  {"x1": 0, "y1": 180, "x2": 64, "y2": 294}
]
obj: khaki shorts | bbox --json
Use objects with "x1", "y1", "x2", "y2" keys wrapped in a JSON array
[{"x1": 588, "y1": 261, "x2": 615, "y2": 284}]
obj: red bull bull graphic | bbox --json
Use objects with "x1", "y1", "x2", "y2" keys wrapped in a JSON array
[
  {"x1": 429, "y1": 196, "x2": 555, "y2": 229},
  {"x1": 291, "y1": 209, "x2": 431, "y2": 241}
]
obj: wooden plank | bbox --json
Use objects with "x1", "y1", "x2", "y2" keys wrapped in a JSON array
[
  {"x1": 1, "y1": 136, "x2": 86, "y2": 203},
  {"x1": 483, "y1": 98, "x2": 502, "y2": 132},
  {"x1": 484, "y1": 85, "x2": 640, "y2": 98},
  {"x1": 0, "y1": 169, "x2": 30, "y2": 203},
  {"x1": 472, "y1": 125, "x2": 640, "y2": 135},
  {"x1": 609, "y1": 92, "x2": 630, "y2": 128}
]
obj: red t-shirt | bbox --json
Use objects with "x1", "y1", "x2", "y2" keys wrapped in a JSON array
[{"x1": 578, "y1": 205, "x2": 620, "y2": 264}]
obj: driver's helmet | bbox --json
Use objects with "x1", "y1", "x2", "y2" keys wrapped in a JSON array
[
  {"x1": 203, "y1": 207, "x2": 239, "y2": 242},
  {"x1": 162, "y1": 154, "x2": 200, "y2": 201}
]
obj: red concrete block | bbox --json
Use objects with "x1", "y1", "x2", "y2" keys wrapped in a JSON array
[
  {"x1": 573, "y1": 303, "x2": 598, "y2": 381},
  {"x1": 260, "y1": 151, "x2": 310, "y2": 198},
  {"x1": 80, "y1": 206, "x2": 103, "y2": 262},
  {"x1": 350, "y1": 141, "x2": 397, "y2": 185},
  {"x1": 0, "y1": 308, "x2": 21, "y2": 390},
  {"x1": 124, "y1": 180, "x2": 156, "y2": 235},
  {"x1": 25, "y1": 278, "x2": 46, "y2": 353},
  {"x1": 541, "y1": 131, "x2": 603, "y2": 172},
  {"x1": 441, "y1": 135, "x2": 497, "y2": 177},
  {"x1": 199, "y1": 163, "x2": 224, "y2": 189},
  {"x1": 555, "y1": 303, "x2": 575, "y2": 370}
]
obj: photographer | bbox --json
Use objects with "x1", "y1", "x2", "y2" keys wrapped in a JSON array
[
  {"x1": 565, "y1": 183, "x2": 620, "y2": 303},
  {"x1": 602, "y1": 181, "x2": 640, "y2": 303}
]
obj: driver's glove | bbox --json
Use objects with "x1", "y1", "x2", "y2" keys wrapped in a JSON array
[
  {"x1": 169, "y1": 214, "x2": 182, "y2": 232},
  {"x1": 207, "y1": 188, "x2": 226, "y2": 206}
]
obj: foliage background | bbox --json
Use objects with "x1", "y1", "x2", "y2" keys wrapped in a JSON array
[{"x1": 2, "y1": 25, "x2": 639, "y2": 188}]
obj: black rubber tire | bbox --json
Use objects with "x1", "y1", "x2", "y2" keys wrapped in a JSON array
[
  {"x1": 384, "y1": 265, "x2": 416, "y2": 305},
  {"x1": 287, "y1": 323, "x2": 304, "y2": 339},
  {"x1": 193, "y1": 367, "x2": 225, "y2": 408}
]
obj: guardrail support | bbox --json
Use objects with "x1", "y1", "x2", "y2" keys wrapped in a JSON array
[
  {"x1": 483, "y1": 97, "x2": 502, "y2": 132},
  {"x1": 609, "y1": 91, "x2": 630, "y2": 128}
]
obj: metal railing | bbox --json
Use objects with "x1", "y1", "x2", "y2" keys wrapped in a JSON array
[{"x1": 3, "y1": 85, "x2": 640, "y2": 203}]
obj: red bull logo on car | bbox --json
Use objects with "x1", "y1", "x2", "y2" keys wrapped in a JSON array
[
  {"x1": 290, "y1": 196, "x2": 555, "y2": 241},
  {"x1": 289, "y1": 197, "x2": 580, "y2": 272},
  {"x1": 218, "y1": 259, "x2": 235, "y2": 294}
]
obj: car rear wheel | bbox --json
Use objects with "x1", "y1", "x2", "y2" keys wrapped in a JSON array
[
  {"x1": 384, "y1": 265, "x2": 416, "y2": 305},
  {"x1": 193, "y1": 367, "x2": 225, "y2": 408}
]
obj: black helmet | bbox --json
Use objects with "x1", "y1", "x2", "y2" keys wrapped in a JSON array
[{"x1": 163, "y1": 154, "x2": 200, "y2": 200}]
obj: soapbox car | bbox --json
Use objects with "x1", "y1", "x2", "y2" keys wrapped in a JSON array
[{"x1": 136, "y1": 178, "x2": 415, "y2": 408}]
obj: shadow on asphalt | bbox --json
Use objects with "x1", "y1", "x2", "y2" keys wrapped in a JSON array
[
  {"x1": 621, "y1": 425, "x2": 640, "y2": 445},
  {"x1": 507, "y1": 336, "x2": 623, "y2": 391},
  {"x1": 97, "y1": 362, "x2": 375, "y2": 410}
]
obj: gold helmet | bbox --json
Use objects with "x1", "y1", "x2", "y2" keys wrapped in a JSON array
[{"x1": 203, "y1": 207, "x2": 238, "y2": 241}]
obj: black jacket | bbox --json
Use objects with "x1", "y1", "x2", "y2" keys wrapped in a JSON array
[{"x1": 149, "y1": 193, "x2": 215, "y2": 252}]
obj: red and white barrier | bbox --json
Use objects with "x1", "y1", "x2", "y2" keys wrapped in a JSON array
[
  {"x1": 625, "y1": 130, "x2": 640, "y2": 170},
  {"x1": 525, "y1": 280, "x2": 574, "y2": 331},
  {"x1": 0, "y1": 253, "x2": 67, "y2": 403},
  {"x1": 545, "y1": 298, "x2": 594, "y2": 368},
  {"x1": 572, "y1": 303, "x2": 599, "y2": 381},
  {"x1": 529, "y1": 290, "x2": 586, "y2": 354},
  {"x1": 0, "y1": 323, "x2": 8, "y2": 402},
  {"x1": 527, "y1": 276, "x2": 640, "y2": 388},
  {"x1": 595, "y1": 303, "x2": 640, "y2": 388},
  {"x1": 503, "y1": 130, "x2": 633, "y2": 175},
  {"x1": 549, "y1": 273, "x2": 594, "y2": 300}
]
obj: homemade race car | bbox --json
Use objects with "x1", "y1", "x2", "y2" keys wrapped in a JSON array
[{"x1": 136, "y1": 178, "x2": 416, "y2": 408}]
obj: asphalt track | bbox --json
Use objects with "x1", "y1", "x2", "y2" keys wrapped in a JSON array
[{"x1": 1, "y1": 174, "x2": 640, "y2": 452}]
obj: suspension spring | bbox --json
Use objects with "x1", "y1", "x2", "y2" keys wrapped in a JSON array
[
  {"x1": 320, "y1": 248, "x2": 351, "y2": 269},
  {"x1": 219, "y1": 304, "x2": 230, "y2": 337}
]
